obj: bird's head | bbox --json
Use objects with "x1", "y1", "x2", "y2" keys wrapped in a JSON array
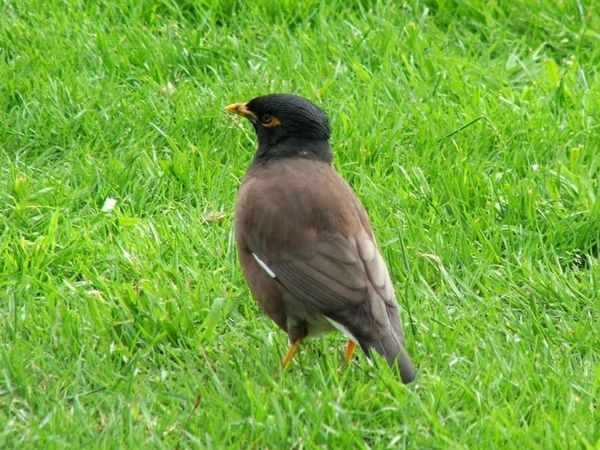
[{"x1": 226, "y1": 93, "x2": 332, "y2": 163}]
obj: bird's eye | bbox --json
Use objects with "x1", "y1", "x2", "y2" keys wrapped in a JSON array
[
  {"x1": 260, "y1": 113, "x2": 274, "y2": 124},
  {"x1": 259, "y1": 113, "x2": 281, "y2": 128}
]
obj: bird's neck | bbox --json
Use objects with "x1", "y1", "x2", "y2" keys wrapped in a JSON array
[{"x1": 253, "y1": 138, "x2": 333, "y2": 165}]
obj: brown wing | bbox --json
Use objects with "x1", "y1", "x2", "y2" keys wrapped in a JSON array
[{"x1": 269, "y1": 234, "x2": 398, "y2": 331}]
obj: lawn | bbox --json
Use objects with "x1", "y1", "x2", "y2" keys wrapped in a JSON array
[{"x1": 1, "y1": 0, "x2": 599, "y2": 448}]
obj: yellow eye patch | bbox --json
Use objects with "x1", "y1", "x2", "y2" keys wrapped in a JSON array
[{"x1": 262, "y1": 116, "x2": 282, "y2": 128}]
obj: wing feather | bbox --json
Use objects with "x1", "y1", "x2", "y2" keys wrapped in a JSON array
[{"x1": 254, "y1": 234, "x2": 395, "y2": 330}]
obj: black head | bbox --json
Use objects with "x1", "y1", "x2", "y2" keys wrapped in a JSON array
[{"x1": 226, "y1": 93, "x2": 332, "y2": 163}]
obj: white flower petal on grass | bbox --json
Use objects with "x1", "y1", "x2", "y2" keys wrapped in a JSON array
[
  {"x1": 160, "y1": 369, "x2": 169, "y2": 381},
  {"x1": 122, "y1": 249, "x2": 133, "y2": 261},
  {"x1": 101, "y1": 197, "x2": 117, "y2": 212},
  {"x1": 163, "y1": 81, "x2": 175, "y2": 95}
]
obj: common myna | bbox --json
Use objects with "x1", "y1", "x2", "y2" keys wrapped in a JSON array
[{"x1": 226, "y1": 94, "x2": 416, "y2": 384}]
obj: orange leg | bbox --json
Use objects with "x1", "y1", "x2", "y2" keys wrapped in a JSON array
[
  {"x1": 345, "y1": 340, "x2": 357, "y2": 363},
  {"x1": 281, "y1": 340, "x2": 301, "y2": 368}
]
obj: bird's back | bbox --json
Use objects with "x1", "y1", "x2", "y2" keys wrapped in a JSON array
[{"x1": 235, "y1": 158, "x2": 371, "y2": 249}]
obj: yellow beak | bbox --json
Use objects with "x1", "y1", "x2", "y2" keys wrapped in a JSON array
[{"x1": 225, "y1": 102, "x2": 257, "y2": 120}]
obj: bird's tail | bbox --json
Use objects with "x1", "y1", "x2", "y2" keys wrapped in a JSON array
[{"x1": 360, "y1": 330, "x2": 416, "y2": 384}]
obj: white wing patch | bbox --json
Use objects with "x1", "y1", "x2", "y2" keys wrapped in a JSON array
[
  {"x1": 252, "y1": 252, "x2": 276, "y2": 278},
  {"x1": 326, "y1": 317, "x2": 358, "y2": 343}
]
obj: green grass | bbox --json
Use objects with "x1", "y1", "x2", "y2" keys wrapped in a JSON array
[{"x1": 1, "y1": 0, "x2": 599, "y2": 448}]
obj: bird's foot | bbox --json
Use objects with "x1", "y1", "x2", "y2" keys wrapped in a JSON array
[
  {"x1": 344, "y1": 340, "x2": 356, "y2": 363},
  {"x1": 281, "y1": 340, "x2": 301, "y2": 368}
]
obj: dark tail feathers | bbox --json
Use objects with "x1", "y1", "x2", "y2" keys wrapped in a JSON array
[{"x1": 360, "y1": 331, "x2": 416, "y2": 384}]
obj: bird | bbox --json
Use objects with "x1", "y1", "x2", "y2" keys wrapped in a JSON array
[{"x1": 226, "y1": 93, "x2": 416, "y2": 384}]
